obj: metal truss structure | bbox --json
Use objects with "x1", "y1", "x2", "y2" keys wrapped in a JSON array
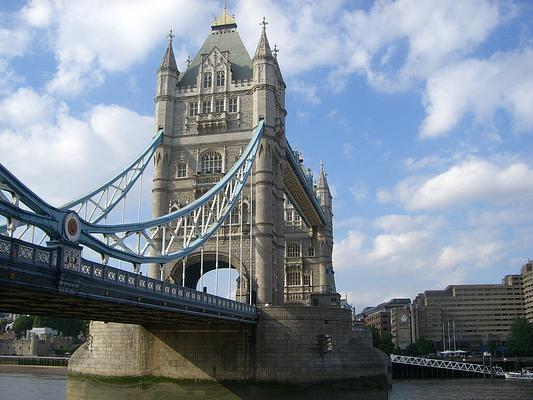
[
  {"x1": 0, "y1": 121, "x2": 264, "y2": 266},
  {"x1": 0, "y1": 129, "x2": 163, "y2": 237},
  {"x1": 390, "y1": 354, "x2": 504, "y2": 376}
]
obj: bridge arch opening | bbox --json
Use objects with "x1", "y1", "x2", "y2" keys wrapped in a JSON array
[{"x1": 171, "y1": 252, "x2": 249, "y2": 301}]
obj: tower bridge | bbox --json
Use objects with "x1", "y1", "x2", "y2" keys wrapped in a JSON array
[{"x1": 0, "y1": 7, "x2": 389, "y2": 387}]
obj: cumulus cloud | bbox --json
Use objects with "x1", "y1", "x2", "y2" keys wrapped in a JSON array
[
  {"x1": 333, "y1": 0, "x2": 507, "y2": 91},
  {"x1": 0, "y1": 88, "x2": 153, "y2": 205},
  {"x1": 380, "y1": 157, "x2": 533, "y2": 211},
  {"x1": 420, "y1": 48, "x2": 533, "y2": 138},
  {"x1": 37, "y1": 0, "x2": 218, "y2": 95}
]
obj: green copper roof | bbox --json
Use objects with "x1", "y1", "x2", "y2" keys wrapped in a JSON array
[{"x1": 179, "y1": 29, "x2": 252, "y2": 87}]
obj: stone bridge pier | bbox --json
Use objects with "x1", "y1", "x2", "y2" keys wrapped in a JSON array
[{"x1": 69, "y1": 305, "x2": 390, "y2": 387}]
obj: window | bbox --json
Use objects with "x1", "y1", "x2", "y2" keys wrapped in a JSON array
[
  {"x1": 201, "y1": 151, "x2": 222, "y2": 175},
  {"x1": 189, "y1": 102, "x2": 198, "y2": 116},
  {"x1": 202, "y1": 100, "x2": 211, "y2": 114},
  {"x1": 303, "y1": 275, "x2": 311, "y2": 286},
  {"x1": 215, "y1": 99, "x2": 224, "y2": 113},
  {"x1": 308, "y1": 246, "x2": 315, "y2": 257},
  {"x1": 228, "y1": 97, "x2": 238, "y2": 113},
  {"x1": 287, "y1": 271, "x2": 301, "y2": 286},
  {"x1": 287, "y1": 242, "x2": 301, "y2": 258},
  {"x1": 203, "y1": 72, "x2": 212, "y2": 88},
  {"x1": 216, "y1": 71, "x2": 225, "y2": 87},
  {"x1": 286, "y1": 210, "x2": 293, "y2": 222},
  {"x1": 176, "y1": 162, "x2": 187, "y2": 178}
]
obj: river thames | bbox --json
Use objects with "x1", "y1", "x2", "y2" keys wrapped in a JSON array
[{"x1": 1, "y1": 369, "x2": 532, "y2": 399}]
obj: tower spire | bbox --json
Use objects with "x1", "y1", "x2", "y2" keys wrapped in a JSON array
[
  {"x1": 254, "y1": 16, "x2": 273, "y2": 59},
  {"x1": 159, "y1": 29, "x2": 178, "y2": 72}
]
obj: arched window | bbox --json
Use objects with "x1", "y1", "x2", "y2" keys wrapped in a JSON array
[
  {"x1": 201, "y1": 151, "x2": 222, "y2": 175},
  {"x1": 176, "y1": 162, "x2": 187, "y2": 178},
  {"x1": 203, "y1": 72, "x2": 212, "y2": 88},
  {"x1": 287, "y1": 242, "x2": 301, "y2": 258},
  {"x1": 216, "y1": 71, "x2": 225, "y2": 86}
]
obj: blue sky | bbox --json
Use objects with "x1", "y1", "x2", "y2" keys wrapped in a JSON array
[{"x1": 1, "y1": 0, "x2": 533, "y2": 311}]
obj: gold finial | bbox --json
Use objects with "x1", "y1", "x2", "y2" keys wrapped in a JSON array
[{"x1": 212, "y1": 1, "x2": 236, "y2": 28}]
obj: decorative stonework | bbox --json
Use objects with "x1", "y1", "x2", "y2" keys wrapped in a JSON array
[{"x1": 63, "y1": 247, "x2": 81, "y2": 271}]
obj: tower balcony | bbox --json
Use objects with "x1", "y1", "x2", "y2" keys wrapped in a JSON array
[{"x1": 196, "y1": 112, "x2": 228, "y2": 134}]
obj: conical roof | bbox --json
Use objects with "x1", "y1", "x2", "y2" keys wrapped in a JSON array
[
  {"x1": 254, "y1": 18, "x2": 273, "y2": 59},
  {"x1": 160, "y1": 31, "x2": 178, "y2": 72}
]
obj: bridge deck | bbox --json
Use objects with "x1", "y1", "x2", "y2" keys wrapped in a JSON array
[{"x1": 0, "y1": 235, "x2": 256, "y2": 325}]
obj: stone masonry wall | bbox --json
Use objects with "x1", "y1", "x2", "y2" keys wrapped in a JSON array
[
  {"x1": 70, "y1": 307, "x2": 389, "y2": 385},
  {"x1": 255, "y1": 306, "x2": 390, "y2": 383}
]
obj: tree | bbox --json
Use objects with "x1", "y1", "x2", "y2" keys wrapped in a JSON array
[
  {"x1": 507, "y1": 318, "x2": 533, "y2": 356},
  {"x1": 13, "y1": 315, "x2": 33, "y2": 338},
  {"x1": 415, "y1": 337, "x2": 434, "y2": 356},
  {"x1": 378, "y1": 332, "x2": 395, "y2": 355},
  {"x1": 33, "y1": 316, "x2": 85, "y2": 337},
  {"x1": 369, "y1": 326, "x2": 381, "y2": 348}
]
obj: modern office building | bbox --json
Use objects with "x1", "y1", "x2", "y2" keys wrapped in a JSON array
[
  {"x1": 522, "y1": 261, "x2": 533, "y2": 322},
  {"x1": 412, "y1": 274, "x2": 525, "y2": 350}
]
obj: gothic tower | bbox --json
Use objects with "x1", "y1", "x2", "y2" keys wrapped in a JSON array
[{"x1": 150, "y1": 8, "x2": 287, "y2": 306}]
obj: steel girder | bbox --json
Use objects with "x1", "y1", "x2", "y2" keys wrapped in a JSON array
[{"x1": 0, "y1": 121, "x2": 264, "y2": 266}]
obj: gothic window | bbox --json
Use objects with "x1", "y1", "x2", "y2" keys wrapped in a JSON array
[
  {"x1": 308, "y1": 246, "x2": 315, "y2": 257},
  {"x1": 176, "y1": 162, "x2": 187, "y2": 178},
  {"x1": 287, "y1": 242, "x2": 301, "y2": 258},
  {"x1": 215, "y1": 99, "x2": 224, "y2": 113},
  {"x1": 202, "y1": 100, "x2": 211, "y2": 114},
  {"x1": 203, "y1": 72, "x2": 212, "y2": 88},
  {"x1": 229, "y1": 207, "x2": 239, "y2": 225},
  {"x1": 201, "y1": 151, "x2": 222, "y2": 175},
  {"x1": 287, "y1": 271, "x2": 301, "y2": 286},
  {"x1": 216, "y1": 71, "x2": 225, "y2": 86},
  {"x1": 189, "y1": 102, "x2": 198, "y2": 116},
  {"x1": 228, "y1": 97, "x2": 238, "y2": 113},
  {"x1": 303, "y1": 275, "x2": 311, "y2": 286},
  {"x1": 286, "y1": 210, "x2": 293, "y2": 222}
]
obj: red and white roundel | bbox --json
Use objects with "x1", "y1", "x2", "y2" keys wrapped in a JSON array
[{"x1": 64, "y1": 212, "x2": 81, "y2": 242}]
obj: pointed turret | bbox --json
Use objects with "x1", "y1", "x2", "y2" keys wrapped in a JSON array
[
  {"x1": 317, "y1": 161, "x2": 332, "y2": 208},
  {"x1": 159, "y1": 30, "x2": 179, "y2": 73},
  {"x1": 253, "y1": 17, "x2": 273, "y2": 60}
]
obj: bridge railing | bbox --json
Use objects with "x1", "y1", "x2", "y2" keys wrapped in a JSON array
[
  {"x1": 390, "y1": 354, "x2": 505, "y2": 376},
  {"x1": 0, "y1": 234, "x2": 256, "y2": 318}
]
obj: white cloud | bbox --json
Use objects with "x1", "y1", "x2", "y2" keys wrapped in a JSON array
[
  {"x1": 235, "y1": 0, "x2": 345, "y2": 76},
  {"x1": 42, "y1": 0, "x2": 218, "y2": 95},
  {"x1": 288, "y1": 79, "x2": 320, "y2": 104},
  {"x1": 420, "y1": 48, "x2": 533, "y2": 138},
  {"x1": 382, "y1": 158, "x2": 533, "y2": 211},
  {"x1": 349, "y1": 182, "x2": 367, "y2": 202},
  {"x1": 0, "y1": 87, "x2": 56, "y2": 128},
  {"x1": 0, "y1": 88, "x2": 153, "y2": 205},
  {"x1": 343, "y1": 142, "x2": 354, "y2": 159},
  {"x1": 333, "y1": 0, "x2": 507, "y2": 91}
]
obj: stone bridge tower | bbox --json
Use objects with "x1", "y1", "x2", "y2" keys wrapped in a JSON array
[{"x1": 150, "y1": 8, "x2": 286, "y2": 306}]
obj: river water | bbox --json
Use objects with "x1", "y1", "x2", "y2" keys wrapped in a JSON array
[{"x1": 0, "y1": 370, "x2": 532, "y2": 399}]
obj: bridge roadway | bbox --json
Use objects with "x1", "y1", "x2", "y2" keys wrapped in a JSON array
[{"x1": 0, "y1": 235, "x2": 256, "y2": 326}]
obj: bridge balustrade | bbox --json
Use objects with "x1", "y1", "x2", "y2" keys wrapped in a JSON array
[{"x1": 0, "y1": 234, "x2": 256, "y2": 320}]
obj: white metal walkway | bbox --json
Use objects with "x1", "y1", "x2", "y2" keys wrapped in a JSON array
[{"x1": 390, "y1": 354, "x2": 504, "y2": 376}]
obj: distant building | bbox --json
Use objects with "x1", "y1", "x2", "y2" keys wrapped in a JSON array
[
  {"x1": 0, "y1": 329, "x2": 77, "y2": 356},
  {"x1": 522, "y1": 261, "x2": 533, "y2": 322},
  {"x1": 355, "y1": 298, "x2": 411, "y2": 349},
  {"x1": 412, "y1": 273, "x2": 525, "y2": 351}
]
